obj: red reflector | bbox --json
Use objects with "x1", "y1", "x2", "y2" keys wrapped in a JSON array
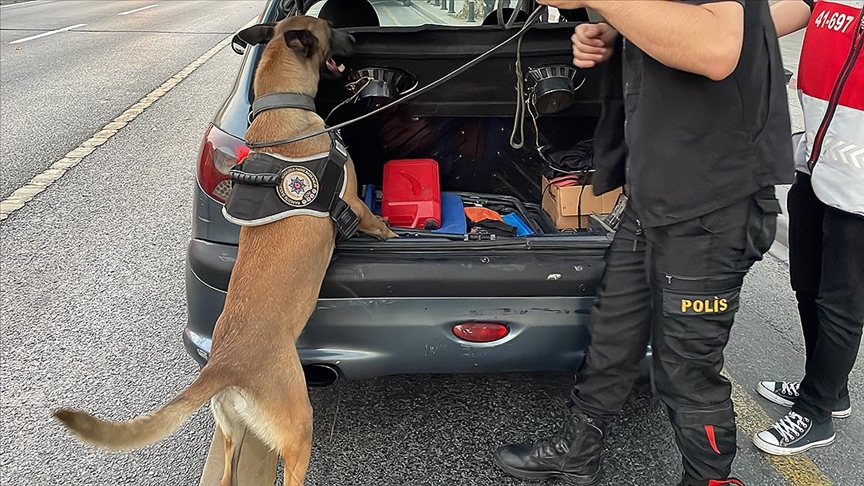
[
  {"x1": 452, "y1": 323, "x2": 509, "y2": 343},
  {"x1": 236, "y1": 145, "x2": 250, "y2": 163}
]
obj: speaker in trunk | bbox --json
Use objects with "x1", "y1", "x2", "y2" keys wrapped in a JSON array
[
  {"x1": 526, "y1": 64, "x2": 584, "y2": 116},
  {"x1": 347, "y1": 67, "x2": 418, "y2": 112}
]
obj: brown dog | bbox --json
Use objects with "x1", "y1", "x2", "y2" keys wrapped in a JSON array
[{"x1": 54, "y1": 16, "x2": 396, "y2": 486}]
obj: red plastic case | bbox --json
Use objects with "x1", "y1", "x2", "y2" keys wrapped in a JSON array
[{"x1": 381, "y1": 159, "x2": 442, "y2": 229}]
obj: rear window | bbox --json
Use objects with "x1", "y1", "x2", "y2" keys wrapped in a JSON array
[{"x1": 305, "y1": 1, "x2": 568, "y2": 29}]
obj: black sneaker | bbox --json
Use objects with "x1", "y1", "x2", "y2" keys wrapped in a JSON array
[
  {"x1": 757, "y1": 381, "x2": 852, "y2": 418},
  {"x1": 753, "y1": 411, "x2": 835, "y2": 455}
]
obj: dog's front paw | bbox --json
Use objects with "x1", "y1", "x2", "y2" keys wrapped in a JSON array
[{"x1": 360, "y1": 216, "x2": 398, "y2": 241}]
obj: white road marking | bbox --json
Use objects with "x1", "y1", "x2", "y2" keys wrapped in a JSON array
[
  {"x1": 0, "y1": 0, "x2": 50, "y2": 10},
  {"x1": 118, "y1": 4, "x2": 158, "y2": 16},
  {"x1": 0, "y1": 17, "x2": 258, "y2": 221},
  {"x1": 9, "y1": 23, "x2": 86, "y2": 44}
]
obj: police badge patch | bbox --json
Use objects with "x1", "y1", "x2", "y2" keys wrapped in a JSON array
[{"x1": 277, "y1": 166, "x2": 319, "y2": 207}]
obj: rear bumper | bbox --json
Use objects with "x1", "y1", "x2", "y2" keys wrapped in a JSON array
[{"x1": 185, "y1": 238, "x2": 601, "y2": 379}]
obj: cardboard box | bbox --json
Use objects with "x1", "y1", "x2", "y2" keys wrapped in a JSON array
[{"x1": 542, "y1": 176, "x2": 623, "y2": 230}]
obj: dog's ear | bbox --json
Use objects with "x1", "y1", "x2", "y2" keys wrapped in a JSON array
[
  {"x1": 283, "y1": 30, "x2": 319, "y2": 58},
  {"x1": 235, "y1": 23, "x2": 275, "y2": 46}
]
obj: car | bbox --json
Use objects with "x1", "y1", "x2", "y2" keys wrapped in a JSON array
[{"x1": 183, "y1": 0, "x2": 619, "y2": 386}]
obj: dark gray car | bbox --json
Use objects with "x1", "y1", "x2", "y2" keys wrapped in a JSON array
[{"x1": 184, "y1": 0, "x2": 615, "y2": 385}]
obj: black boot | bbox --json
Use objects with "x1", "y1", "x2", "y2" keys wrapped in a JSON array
[{"x1": 493, "y1": 409, "x2": 605, "y2": 485}]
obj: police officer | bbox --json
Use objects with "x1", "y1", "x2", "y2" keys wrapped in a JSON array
[
  {"x1": 493, "y1": 1, "x2": 792, "y2": 485},
  {"x1": 755, "y1": 0, "x2": 864, "y2": 456}
]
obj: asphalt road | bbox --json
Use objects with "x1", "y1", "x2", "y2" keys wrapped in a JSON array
[
  {"x1": 1, "y1": 1, "x2": 862, "y2": 486},
  {"x1": 0, "y1": 0, "x2": 263, "y2": 200}
]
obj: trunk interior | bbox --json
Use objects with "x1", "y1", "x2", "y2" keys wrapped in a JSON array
[
  {"x1": 334, "y1": 113, "x2": 598, "y2": 239},
  {"x1": 282, "y1": 19, "x2": 616, "y2": 244}
]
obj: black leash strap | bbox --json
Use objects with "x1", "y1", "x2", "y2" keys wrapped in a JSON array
[{"x1": 229, "y1": 157, "x2": 281, "y2": 186}]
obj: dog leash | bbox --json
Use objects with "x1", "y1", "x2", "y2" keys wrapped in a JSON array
[{"x1": 245, "y1": 5, "x2": 548, "y2": 150}]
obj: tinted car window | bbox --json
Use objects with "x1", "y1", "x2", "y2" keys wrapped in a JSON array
[{"x1": 304, "y1": 1, "x2": 568, "y2": 29}]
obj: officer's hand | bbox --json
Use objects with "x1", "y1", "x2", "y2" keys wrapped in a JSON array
[{"x1": 572, "y1": 23, "x2": 618, "y2": 68}]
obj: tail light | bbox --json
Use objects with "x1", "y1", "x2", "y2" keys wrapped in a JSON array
[
  {"x1": 452, "y1": 322, "x2": 509, "y2": 343},
  {"x1": 197, "y1": 124, "x2": 249, "y2": 203}
]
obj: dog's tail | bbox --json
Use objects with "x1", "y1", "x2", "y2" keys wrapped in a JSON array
[{"x1": 53, "y1": 367, "x2": 227, "y2": 450}]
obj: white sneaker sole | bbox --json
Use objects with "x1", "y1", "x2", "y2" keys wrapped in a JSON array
[
  {"x1": 756, "y1": 383, "x2": 852, "y2": 419},
  {"x1": 756, "y1": 382, "x2": 794, "y2": 407},
  {"x1": 753, "y1": 432, "x2": 836, "y2": 456},
  {"x1": 833, "y1": 407, "x2": 852, "y2": 419}
]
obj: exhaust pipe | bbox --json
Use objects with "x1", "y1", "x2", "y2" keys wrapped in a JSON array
[{"x1": 303, "y1": 364, "x2": 340, "y2": 387}]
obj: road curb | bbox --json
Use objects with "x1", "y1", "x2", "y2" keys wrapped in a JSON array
[
  {"x1": 768, "y1": 212, "x2": 790, "y2": 263},
  {"x1": 768, "y1": 181, "x2": 790, "y2": 264}
]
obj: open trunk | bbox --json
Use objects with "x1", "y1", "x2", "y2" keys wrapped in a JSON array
[{"x1": 306, "y1": 23, "x2": 611, "y2": 246}]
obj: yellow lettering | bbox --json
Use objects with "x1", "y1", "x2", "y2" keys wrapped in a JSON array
[
  {"x1": 681, "y1": 300, "x2": 692, "y2": 313},
  {"x1": 719, "y1": 299, "x2": 728, "y2": 312},
  {"x1": 693, "y1": 300, "x2": 705, "y2": 313}
]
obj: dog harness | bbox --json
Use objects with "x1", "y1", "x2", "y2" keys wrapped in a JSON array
[{"x1": 221, "y1": 93, "x2": 361, "y2": 239}]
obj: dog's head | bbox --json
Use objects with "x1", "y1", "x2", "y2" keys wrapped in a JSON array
[{"x1": 237, "y1": 16, "x2": 354, "y2": 93}]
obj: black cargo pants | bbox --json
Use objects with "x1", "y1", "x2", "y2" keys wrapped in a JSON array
[
  {"x1": 569, "y1": 187, "x2": 780, "y2": 485},
  {"x1": 788, "y1": 171, "x2": 864, "y2": 422}
]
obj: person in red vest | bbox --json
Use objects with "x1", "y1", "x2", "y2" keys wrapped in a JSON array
[
  {"x1": 755, "y1": 0, "x2": 864, "y2": 456},
  {"x1": 494, "y1": 1, "x2": 793, "y2": 485}
]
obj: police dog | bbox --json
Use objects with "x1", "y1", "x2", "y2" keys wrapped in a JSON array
[{"x1": 53, "y1": 16, "x2": 395, "y2": 486}]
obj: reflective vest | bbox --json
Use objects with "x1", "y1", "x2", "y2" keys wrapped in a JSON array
[{"x1": 794, "y1": 0, "x2": 864, "y2": 216}]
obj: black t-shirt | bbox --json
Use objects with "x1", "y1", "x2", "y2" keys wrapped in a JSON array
[{"x1": 595, "y1": 0, "x2": 794, "y2": 227}]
